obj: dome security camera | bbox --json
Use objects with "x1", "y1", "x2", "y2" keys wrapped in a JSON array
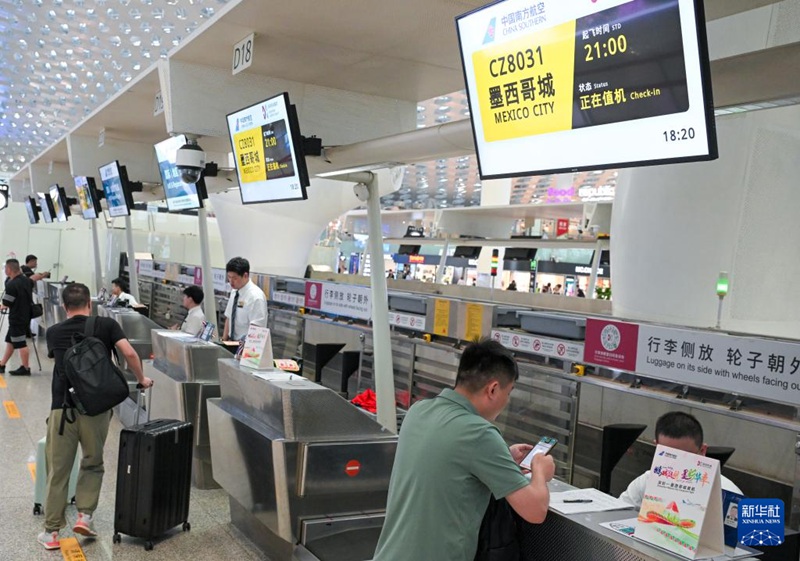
[{"x1": 175, "y1": 139, "x2": 206, "y2": 184}]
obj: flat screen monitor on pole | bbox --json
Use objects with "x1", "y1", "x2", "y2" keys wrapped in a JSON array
[
  {"x1": 39, "y1": 193, "x2": 55, "y2": 223},
  {"x1": 154, "y1": 134, "x2": 208, "y2": 211},
  {"x1": 226, "y1": 92, "x2": 310, "y2": 204},
  {"x1": 49, "y1": 184, "x2": 70, "y2": 222},
  {"x1": 456, "y1": 0, "x2": 718, "y2": 179},
  {"x1": 25, "y1": 197, "x2": 40, "y2": 224},
  {"x1": 98, "y1": 160, "x2": 134, "y2": 217},
  {"x1": 74, "y1": 176, "x2": 102, "y2": 220}
]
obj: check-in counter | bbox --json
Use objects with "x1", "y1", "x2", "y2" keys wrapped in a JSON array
[
  {"x1": 208, "y1": 359, "x2": 397, "y2": 561},
  {"x1": 99, "y1": 307, "x2": 161, "y2": 426},
  {"x1": 144, "y1": 330, "x2": 229, "y2": 489},
  {"x1": 522, "y1": 480, "x2": 764, "y2": 561}
]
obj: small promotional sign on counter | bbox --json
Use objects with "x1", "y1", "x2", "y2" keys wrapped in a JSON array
[
  {"x1": 239, "y1": 324, "x2": 274, "y2": 370},
  {"x1": 634, "y1": 445, "x2": 724, "y2": 559}
]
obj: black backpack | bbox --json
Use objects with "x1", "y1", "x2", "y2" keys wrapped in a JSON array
[
  {"x1": 59, "y1": 317, "x2": 129, "y2": 433},
  {"x1": 474, "y1": 496, "x2": 520, "y2": 561}
]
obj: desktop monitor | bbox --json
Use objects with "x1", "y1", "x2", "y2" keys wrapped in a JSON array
[
  {"x1": 39, "y1": 193, "x2": 55, "y2": 223},
  {"x1": 49, "y1": 184, "x2": 71, "y2": 222},
  {"x1": 154, "y1": 134, "x2": 208, "y2": 211},
  {"x1": 456, "y1": 0, "x2": 718, "y2": 179},
  {"x1": 226, "y1": 92, "x2": 310, "y2": 204},
  {"x1": 74, "y1": 176, "x2": 102, "y2": 220},
  {"x1": 98, "y1": 160, "x2": 134, "y2": 217},
  {"x1": 24, "y1": 197, "x2": 40, "y2": 224}
]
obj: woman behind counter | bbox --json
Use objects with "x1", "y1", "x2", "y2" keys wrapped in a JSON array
[{"x1": 108, "y1": 277, "x2": 138, "y2": 307}]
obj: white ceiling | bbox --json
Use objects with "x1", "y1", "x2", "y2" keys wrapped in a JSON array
[{"x1": 0, "y1": 0, "x2": 231, "y2": 175}]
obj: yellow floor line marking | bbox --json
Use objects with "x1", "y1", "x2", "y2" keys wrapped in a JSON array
[
  {"x1": 3, "y1": 400, "x2": 21, "y2": 419},
  {"x1": 0, "y1": 374, "x2": 6, "y2": 388},
  {"x1": 60, "y1": 537, "x2": 87, "y2": 561},
  {"x1": 28, "y1": 462, "x2": 36, "y2": 482}
]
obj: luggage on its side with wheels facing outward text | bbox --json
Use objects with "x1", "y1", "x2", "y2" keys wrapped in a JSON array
[{"x1": 113, "y1": 387, "x2": 193, "y2": 551}]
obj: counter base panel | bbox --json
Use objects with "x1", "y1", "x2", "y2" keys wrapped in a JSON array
[{"x1": 230, "y1": 497, "x2": 294, "y2": 561}]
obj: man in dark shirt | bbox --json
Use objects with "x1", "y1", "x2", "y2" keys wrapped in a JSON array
[
  {"x1": 37, "y1": 283, "x2": 153, "y2": 550},
  {"x1": 0, "y1": 258, "x2": 34, "y2": 375},
  {"x1": 22, "y1": 254, "x2": 51, "y2": 282}
]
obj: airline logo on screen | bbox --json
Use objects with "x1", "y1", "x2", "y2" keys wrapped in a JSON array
[{"x1": 483, "y1": 17, "x2": 496, "y2": 44}]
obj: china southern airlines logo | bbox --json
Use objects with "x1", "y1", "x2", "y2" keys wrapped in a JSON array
[
  {"x1": 235, "y1": 118, "x2": 240, "y2": 132},
  {"x1": 483, "y1": 17, "x2": 496, "y2": 44}
]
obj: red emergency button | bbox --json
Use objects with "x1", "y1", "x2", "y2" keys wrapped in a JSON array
[{"x1": 345, "y1": 460, "x2": 361, "y2": 477}]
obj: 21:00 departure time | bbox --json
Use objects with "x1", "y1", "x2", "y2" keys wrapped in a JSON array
[
  {"x1": 489, "y1": 46, "x2": 543, "y2": 77},
  {"x1": 663, "y1": 128, "x2": 695, "y2": 142}
]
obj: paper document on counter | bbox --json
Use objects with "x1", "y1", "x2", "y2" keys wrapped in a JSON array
[{"x1": 550, "y1": 488, "x2": 633, "y2": 515}]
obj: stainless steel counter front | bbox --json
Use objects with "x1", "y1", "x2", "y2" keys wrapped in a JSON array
[
  {"x1": 208, "y1": 359, "x2": 397, "y2": 561},
  {"x1": 100, "y1": 307, "x2": 161, "y2": 426},
  {"x1": 145, "y1": 330, "x2": 229, "y2": 488}
]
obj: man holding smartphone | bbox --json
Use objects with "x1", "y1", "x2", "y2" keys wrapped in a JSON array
[{"x1": 374, "y1": 339, "x2": 555, "y2": 561}]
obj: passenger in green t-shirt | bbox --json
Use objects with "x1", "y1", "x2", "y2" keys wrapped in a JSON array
[{"x1": 374, "y1": 338, "x2": 555, "y2": 561}]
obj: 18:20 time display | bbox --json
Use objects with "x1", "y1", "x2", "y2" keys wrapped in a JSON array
[{"x1": 663, "y1": 128, "x2": 696, "y2": 142}]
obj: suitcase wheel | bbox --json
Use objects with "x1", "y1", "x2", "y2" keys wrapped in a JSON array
[
  {"x1": 145, "y1": 541, "x2": 154, "y2": 551},
  {"x1": 33, "y1": 504, "x2": 42, "y2": 515},
  {"x1": 112, "y1": 533, "x2": 121, "y2": 544},
  {"x1": 183, "y1": 522, "x2": 191, "y2": 532}
]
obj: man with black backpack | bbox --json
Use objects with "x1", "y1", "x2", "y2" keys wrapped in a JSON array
[{"x1": 37, "y1": 283, "x2": 153, "y2": 550}]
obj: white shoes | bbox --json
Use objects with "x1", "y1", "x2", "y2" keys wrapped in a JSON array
[
  {"x1": 73, "y1": 512, "x2": 97, "y2": 537},
  {"x1": 37, "y1": 530, "x2": 60, "y2": 550}
]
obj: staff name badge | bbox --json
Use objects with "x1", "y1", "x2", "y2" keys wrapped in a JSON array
[
  {"x1": 634, "y1": 445, "x2": 724, "y2": 559},
  {"x1": 239, "y1": 324, "x2": 274, "y2": 370}
]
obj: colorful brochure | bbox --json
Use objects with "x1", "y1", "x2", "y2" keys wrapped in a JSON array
[{"x1": 634, "y1": 445, "x2": 724, "y2": 559}]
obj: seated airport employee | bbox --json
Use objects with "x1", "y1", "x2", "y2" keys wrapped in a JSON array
[
  {"x1": 22, "y1": 254, "x2": 51, "y2": 282},
  {"x1": 373, "y1": 339, "x2": 555, "y2": 561},
  {"x1": 108, "y1": 277, "x2": 138, "y2": 307},
  {"x1": 174, "y1": 285, "x2": 205, "y2": 335},
  {"x1": 222, "y1": 257, "x2": 267, "y2": 342},
  {"x1": 619, "y1": 411, "x2": 743, "y2": 508}
]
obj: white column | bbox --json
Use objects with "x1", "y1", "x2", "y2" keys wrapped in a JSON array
[
  {"x1": 90, "y1": 219, "x2": 104, "y2": 295},
  {"x1": 124, "y1": 215, "x2": 140, "y2": 301},
  {"x1": 197, "y1": 208, "x2": 218, "y2": 333},
  {"x1": 366, "y1": 176, "x2": 397, "y2": 434}
]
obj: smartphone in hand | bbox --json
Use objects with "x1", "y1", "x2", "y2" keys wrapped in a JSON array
[{"x1": 520, "y1": 436, "x2": 558, "y2": 470}]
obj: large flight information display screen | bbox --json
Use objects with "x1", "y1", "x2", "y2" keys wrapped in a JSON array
[{"x1": 456, "y1": 0, "x2": 717, "y2": 179}]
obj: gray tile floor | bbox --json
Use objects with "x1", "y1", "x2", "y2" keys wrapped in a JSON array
[{"x1": 0, "y1": 331, "x2": 272, "y2": 560}]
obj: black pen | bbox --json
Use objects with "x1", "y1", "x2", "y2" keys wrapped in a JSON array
[{"x1": 562, "y1": 499, "x2": 593, "y2": 503}]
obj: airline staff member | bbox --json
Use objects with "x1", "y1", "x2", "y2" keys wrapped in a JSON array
[{"x1": 222, "y1": 257, "x2": 267, "y2": 342}]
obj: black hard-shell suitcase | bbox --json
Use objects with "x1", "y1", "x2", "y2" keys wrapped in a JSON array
[{"x1": 113, "y1": 418, "x2": 194, "y2": 551}]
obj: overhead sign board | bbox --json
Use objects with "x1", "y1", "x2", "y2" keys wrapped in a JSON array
[{"x1": 456, "y1": 0, "x2": 717, "y2": 179}]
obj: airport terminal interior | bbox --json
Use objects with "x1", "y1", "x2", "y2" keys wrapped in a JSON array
[{"x1": 2, "y1": 0, "x2": 800, "y2": 560}]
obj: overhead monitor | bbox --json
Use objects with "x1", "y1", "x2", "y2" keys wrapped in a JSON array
[
  {"x1": 39, "y1": 193, "x2": 55, "y2": 224},
  {"x1": 453, "y1": 246, "x2": 482, "y2": 259},
  {"x1": 503, "y1": 247, "x2": 533, "y2": 260},
  {"x1": 154, "y1": 134, "x2": 208, "y2": 211},
  {"x1": 456, "y1": 0, "x2": 718, "y2": 179},
  {"x1": 98, "y1": 160, "x2": 134, "y2": 217},
  {"x1": 74, "y1": 176, "x2": 102, "y2": 220},
  {"x1": 49, "y1": 184, "x2": 70, "y2": 222},
  {"x1": 24, "y1": 197, "x2": 40, "y2": 224},
  {"x1": 398, "y1": 245, "x2": 422, "y2": 256},
  {"x1": 226, "y1": 92, "x2": 310, "y2": 205}
]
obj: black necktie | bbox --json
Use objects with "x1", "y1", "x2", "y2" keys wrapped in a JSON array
[{"x1": 230, "y1": 291, "x2": 239, "y2": 340}]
